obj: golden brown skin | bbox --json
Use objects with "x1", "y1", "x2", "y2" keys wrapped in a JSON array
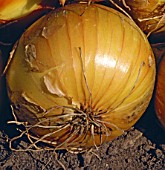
[
  {"x1": 6, "y1": 4, "x2": 156, "y2": 151},
  {"x1": 155, "y1": 56, "x2": 165, "y2": 129}
]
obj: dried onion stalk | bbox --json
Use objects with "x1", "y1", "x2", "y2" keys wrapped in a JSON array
[{"x1": 6, "y1": 4, "x2": 156, "y2": 151}]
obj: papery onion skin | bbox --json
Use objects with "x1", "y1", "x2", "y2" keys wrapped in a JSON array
[
  {"x1": 112, "y1": 0, "x2": 165, "y2": 35},
  {"x1": 6, "y1": 4, "x2": 156, "y2": 151},
  {"x1": 155, "y1": 56, "x2": 165, "y2": 129}
]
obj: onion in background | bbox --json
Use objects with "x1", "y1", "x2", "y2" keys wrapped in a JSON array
[
  {"x1": 0, "y1": 0, "x2": 60, "y2": 24},
  {"x1": 0, "y1": 0, "x2": 43, "y2": 23},
  {"x1": 110, "y1": 0, "x2": 165, "y2": 36},
  {"x1": 155, "y1": 52, "x2": 165, "y2": 129}
]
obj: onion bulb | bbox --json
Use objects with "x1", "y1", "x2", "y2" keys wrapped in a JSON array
[
  {"x1": 6, "y1": 4, "x2": 156, "y2": 151},
  {"x1": 155, "y1": 55, "x2": 165, "y2": 129},
  {"x1": 111, "y1": 0, "x2": 165, "y2": 35},
  {"x1": 0, "y1": 0, "x2": 43, "y2": 23}
]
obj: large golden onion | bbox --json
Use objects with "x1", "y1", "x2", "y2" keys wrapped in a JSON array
[{"x1": 6, "y1": 4, "x2": 155, "y2": 151}]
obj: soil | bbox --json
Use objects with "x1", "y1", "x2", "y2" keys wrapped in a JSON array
[
  {"x1": 0, "y1": 130, "x2": 164, "y2": 170},
  {"x1": 0, "y1": 3, "x2": 165, "y2": 170}
]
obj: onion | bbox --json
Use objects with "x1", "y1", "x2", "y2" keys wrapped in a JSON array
[
  {"x1": 0, "y1": 0, "x2": 43, "y2": 23},
  {"x1": 155, "y1": 55, "x2": 165, "y2": 129},
  {"x1": 6, "y1": 4, "x2": 156, "y2": 151},
  {"x1": 111, "y1": 0, "x2": 165, "y2": 36}
]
